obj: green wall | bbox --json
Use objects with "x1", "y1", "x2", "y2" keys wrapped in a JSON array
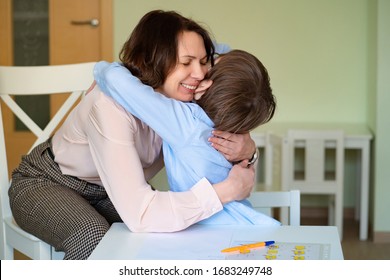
[
  {"x1": 374, "y1": 0, "x2": 390, "y2": 235},
  {"x1": 113, "y1": 0, "x2": 368, "y2": 123},
  {"x1": 113, "y1": 0, "x2": 390, "y2": 239}
]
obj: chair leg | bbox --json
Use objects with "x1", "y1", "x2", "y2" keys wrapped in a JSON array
[
  {"x1": 335, "y1": 194, "x2": 343, "y2": 240},
  {"x1": 280, "y1": 207, "x2": 289, "y2": 225},
  {"x1": 328, "y1": 196, "x2": 335, "y2": 226},
  {"x1": 51, "y1": 247, "x2": 65, "y2": 260},
  {"x1": 4, "y1": 243, "x2": 15, "y2": 260},
  {"x1": 33, "y1": 241, "x2": 52, "y2": 260}
]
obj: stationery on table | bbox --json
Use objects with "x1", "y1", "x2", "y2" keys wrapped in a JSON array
[
  {"x1": 224, "y1": 242, "x2": 331, "y2": 260},
  {"x1": 88, "y1": 223, "x2": 343, "y2": 260},
  {"x1": 221, "y1": 241, "x2": 275, "y2": 254}
]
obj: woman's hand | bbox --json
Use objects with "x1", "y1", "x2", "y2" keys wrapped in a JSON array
[
  {"x1": 209, "y1": 130, "x2": 256, "y2": 162},
  {"x1": 195, "y1": 79, "x2": 257, "y2": 162},
  {"x1": 213, "y1": 160, "x2": 255, "y2": 204}
]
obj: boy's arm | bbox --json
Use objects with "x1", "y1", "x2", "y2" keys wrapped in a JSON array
[
  {"x1": 94, "y1": 61, "x2": 193, "y2": 145},
  {"x1": 214, "y1": 42, "x2": 231, "y2": 54}
]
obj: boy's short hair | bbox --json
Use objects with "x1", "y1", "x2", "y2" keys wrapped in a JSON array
[{"x1": 196, "y1": 50, "x2": 276, "y2": 133}]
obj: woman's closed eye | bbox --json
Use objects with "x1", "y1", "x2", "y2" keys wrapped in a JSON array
[
  {"x1": 180, "y1": 57, "x2": 208, "y2": 67},
  {"x1": 200, "y1": 58, "x2": 208, "y2": 66}
]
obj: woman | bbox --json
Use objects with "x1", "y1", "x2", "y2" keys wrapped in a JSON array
[{"x1": 8, "y1": 10, "x2": 257, "y2": 260}]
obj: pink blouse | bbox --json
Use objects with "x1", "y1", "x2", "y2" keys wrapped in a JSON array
[{"x1": 52, "y1": 85, "x2": 222, "y2": 232}]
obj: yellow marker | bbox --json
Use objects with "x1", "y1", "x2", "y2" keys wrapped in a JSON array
[
  {"x1": 294, "y1": 255, "x2": 305, "y2": 260},
  {"x1": 266, "y1": 255, "x2": 277, "y2": 260},
  {"x1": 294, "y1": 250, "x2": 305, "y2": 255},
  {"x1": 267, "y1": 249, "x2": 278, "y2": 254},
  {"x1": 295, "y1": 245, "x2": 305, "y2": 250}
]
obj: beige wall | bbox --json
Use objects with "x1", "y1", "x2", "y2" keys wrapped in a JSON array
[{"x1": 113, "y1": 0, "x2": 390, "y2": 239}]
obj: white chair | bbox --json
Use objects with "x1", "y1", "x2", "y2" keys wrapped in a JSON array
[
  {"x1": 0, "y1": 62, "x2": 96, "y2": 260},
  {"x1": 281, "y1": 129, "x2": 344, "y2": 239},
  {"x1": 251, "y1": 132, "x2": 282, "y2": 192},
  {"x1": 247, "y1": 190, "x2": 301, "y2": 226},
  {"x1": 263, "y1": 132, "x2": 283, "y2": 191}
]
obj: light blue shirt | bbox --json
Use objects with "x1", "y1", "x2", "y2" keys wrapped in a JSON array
[{"x1": 94, "y1": 60, "x2": 280, "y2": 226}]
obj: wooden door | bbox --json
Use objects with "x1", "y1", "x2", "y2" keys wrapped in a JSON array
[{"x1": 0, "y1": 0, "x2": 113, "y2": 175}]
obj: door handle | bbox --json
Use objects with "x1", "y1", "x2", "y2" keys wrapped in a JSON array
[{"x1": 71, "y1": 19, "x2": 99, "y2": 27}]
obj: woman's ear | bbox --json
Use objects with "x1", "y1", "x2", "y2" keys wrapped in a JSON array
[{"x1": 194, "y1": 79, "x2": 213, "y2": 100}]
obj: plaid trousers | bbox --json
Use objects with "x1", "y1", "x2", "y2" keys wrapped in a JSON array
[{"x1": 8, "y1": 139, "x2": 122, "y2": 260}]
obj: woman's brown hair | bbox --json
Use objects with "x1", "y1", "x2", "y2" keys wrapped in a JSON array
[
  {"x1": 196, "y1": 50, "x2": 276, "y2": 133},
  {"x1": 119, "y1": 10, "x2": 215, "y2": 89}
]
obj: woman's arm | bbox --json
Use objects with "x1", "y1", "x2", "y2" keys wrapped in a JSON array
[
  {"x1": 143, "y1": 149, "x2": 164, "y2": 182},
  {"x1": 213, "y1": 160, "x2": 255, "y2": 203}
]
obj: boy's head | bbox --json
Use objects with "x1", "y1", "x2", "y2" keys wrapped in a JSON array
[{"x1": 196, "y1": 50, "x2": 276, "y2": 133}]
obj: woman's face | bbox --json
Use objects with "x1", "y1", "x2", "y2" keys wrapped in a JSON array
[{"x1": 157, "y1": 31, "x2": 209, "y2": 102}]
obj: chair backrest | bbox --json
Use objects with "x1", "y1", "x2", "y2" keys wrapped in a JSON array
[
  {"x1": 247, "y1": 190, "x2": 301, "y2": 226},
  {"x1": 0, "y1": 62, "x2": 95, "y2": 259},
  {"x1": 282, "y1": 130, "x2": 344, "y2": 194},
  {"x1": 264, "y1": 132, "x2": 283, "y2": 191}
]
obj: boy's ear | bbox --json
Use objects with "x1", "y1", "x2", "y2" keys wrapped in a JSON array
[{"x1": 194, "y1": 79, "x2": 213, "y2": 100}]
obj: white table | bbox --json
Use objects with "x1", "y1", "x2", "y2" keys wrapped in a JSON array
[
  {"x1": 250, "y1": 122, "x2": 373, "y2": 240},
  {"x1": 89, "y1": 223, "x2": 343, "y2": 260}
]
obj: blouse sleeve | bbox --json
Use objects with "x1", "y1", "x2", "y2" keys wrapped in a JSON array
[{"x1": 86, "y1": 95, "x2": 222, "y2": 232}]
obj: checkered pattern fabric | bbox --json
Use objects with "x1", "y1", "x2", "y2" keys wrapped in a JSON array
[{"x1": 8, "y1": 139, "x2": 122, "y2": 260}]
